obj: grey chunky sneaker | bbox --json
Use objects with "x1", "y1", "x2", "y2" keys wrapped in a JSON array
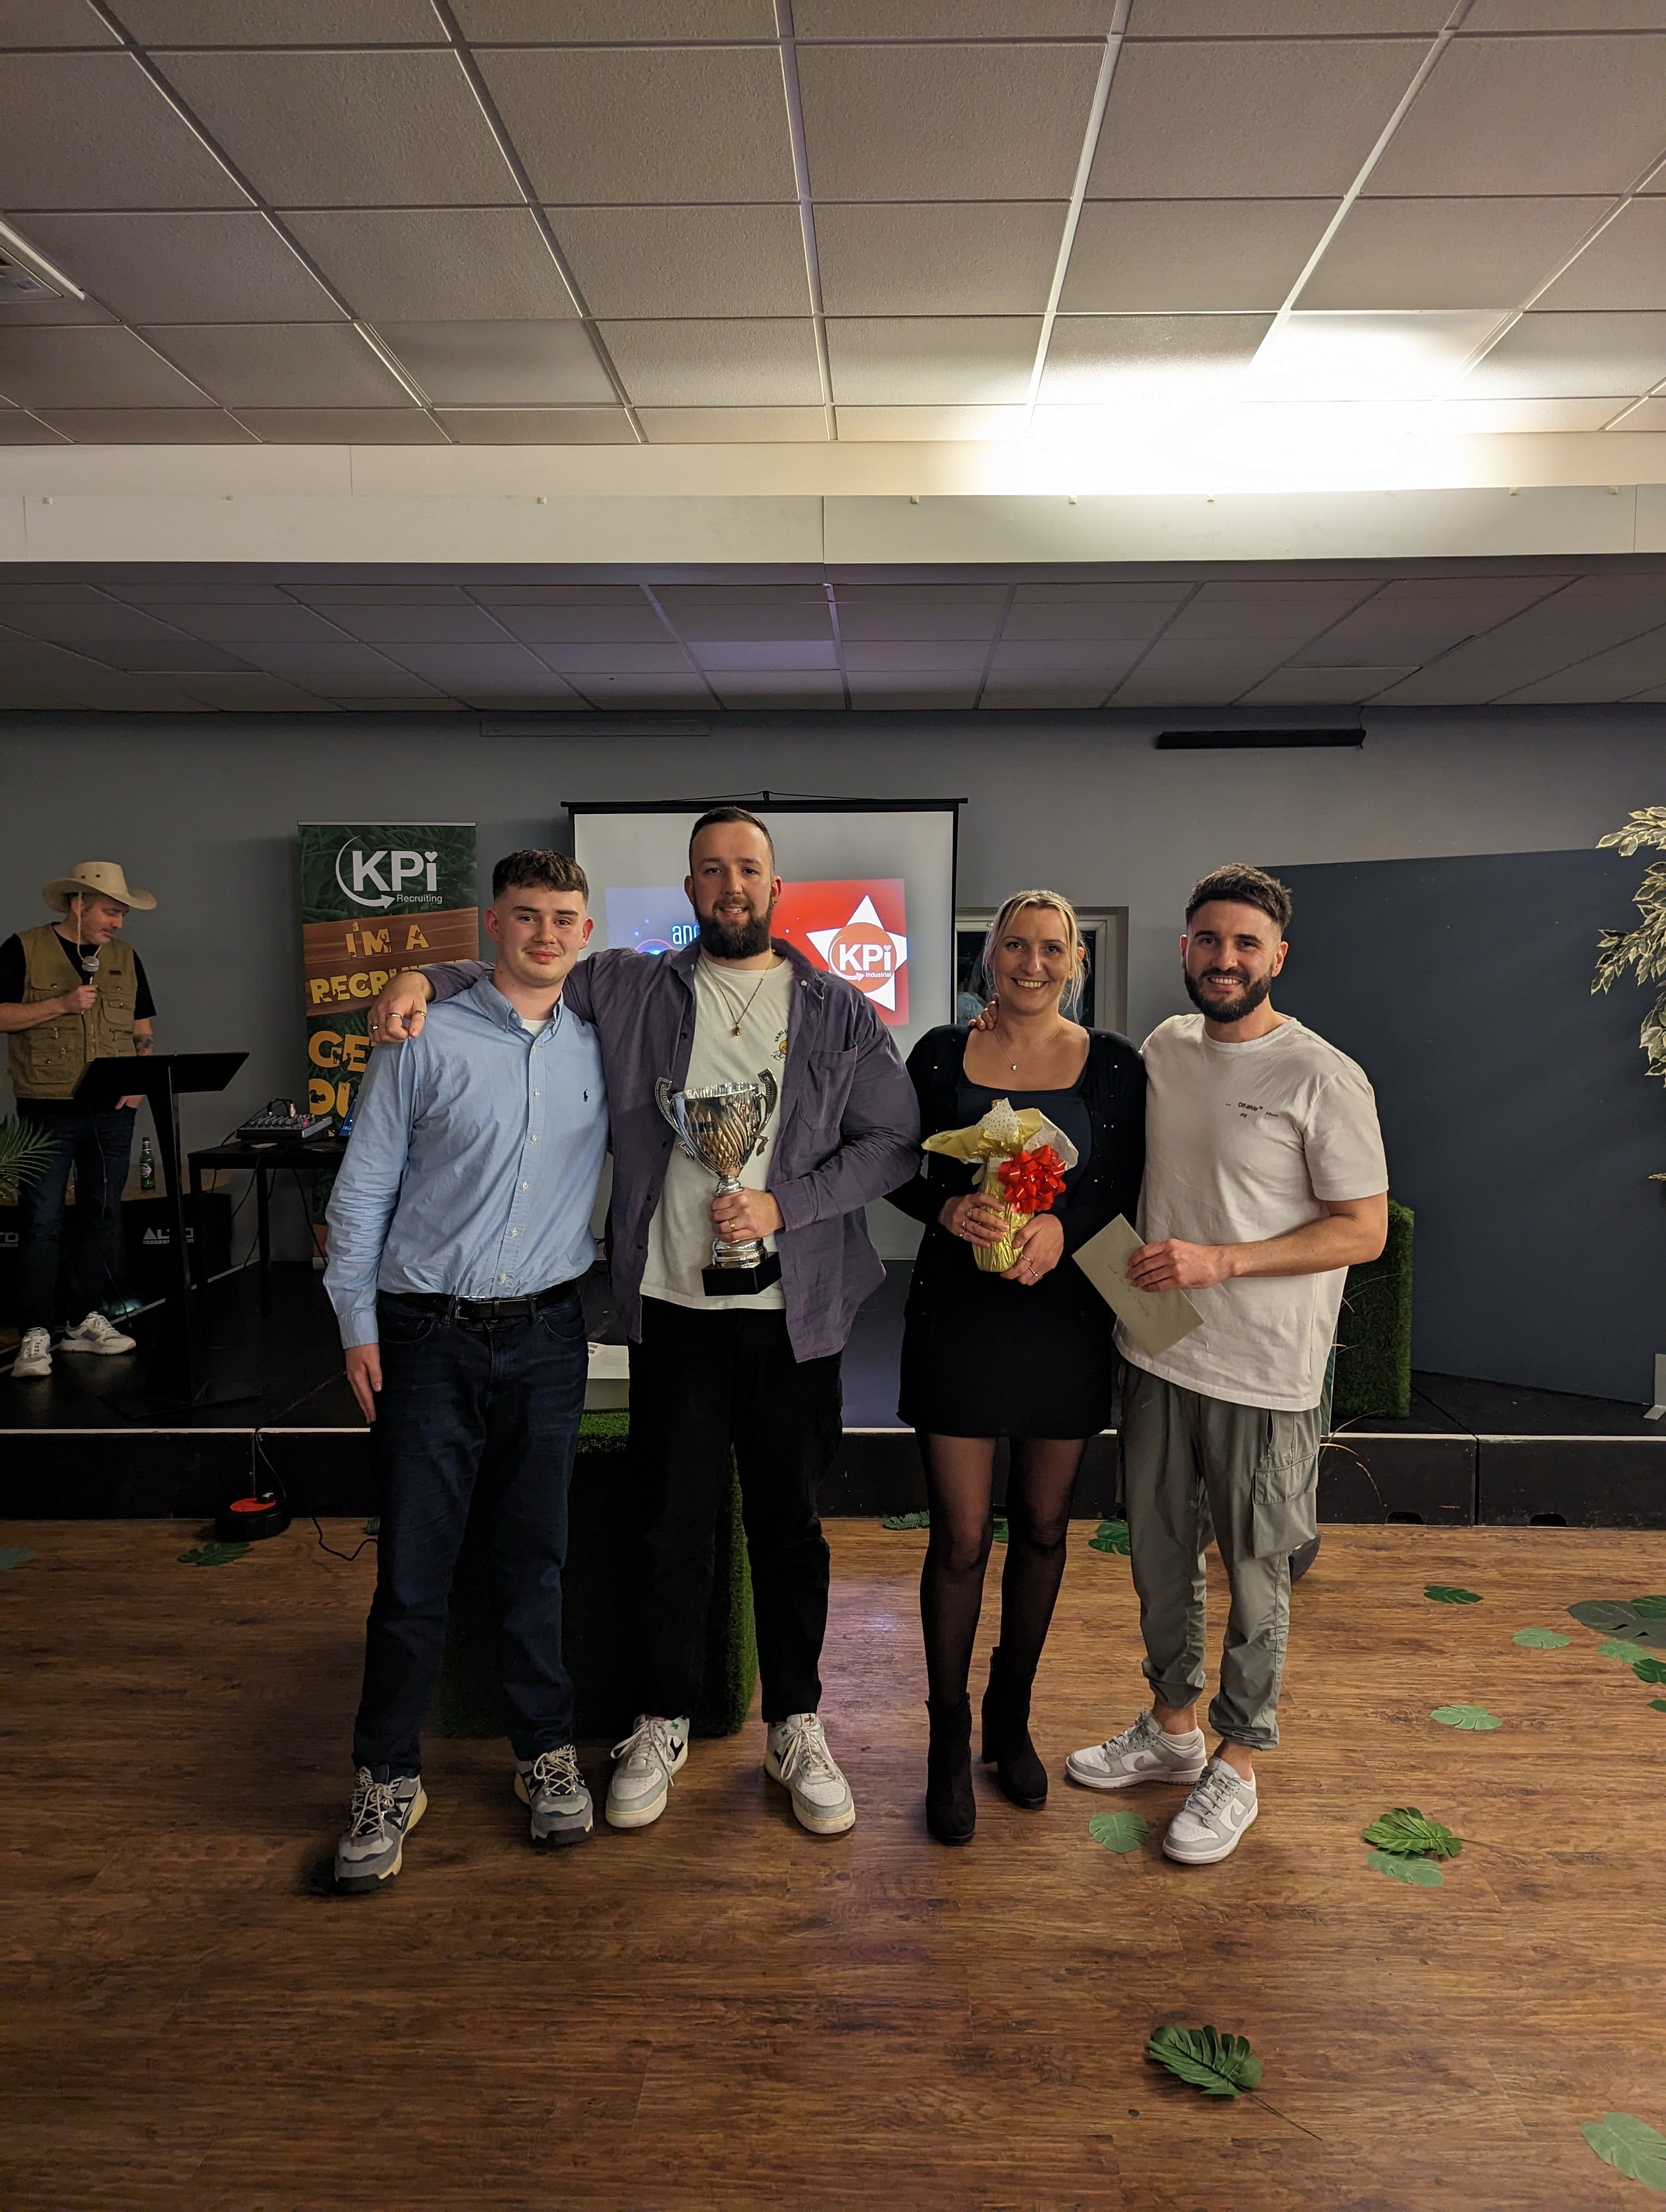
[
  {"x1": 12, "y1": 1327, "x2": 52, "y2": 1379},
  {"x1": 334, "y1": 1768, "x2": 426, "y2": 1892},
  {"x1": 515, "y1": 1744, "x2": 593, "y2": 1848},
  {"x1": 604, "y1": 1714, "x2": 688, "y2": 1830},
  {"x1": 1066, "y1": 1709, "x2": 1207, "y2": 1792},
  {"x1": 1163, "y1": 1754, "x2": 1259, "y2": 1865},
  {"x1": 764, "y1": 1713, "x2": 855, "y2": 1836},
  {"x1": 59, "y1": 1310, "x2": 136, "y2": 1355}
]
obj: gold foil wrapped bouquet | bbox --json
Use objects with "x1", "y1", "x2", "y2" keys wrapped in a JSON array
[{"x1": 923, "y1": 1095, "x2": 1079, "y2": 1274}]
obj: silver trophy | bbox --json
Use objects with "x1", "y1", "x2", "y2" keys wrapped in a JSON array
[{"x1": 655, "y1": 1068, "x2": 781, "y2": 1296}]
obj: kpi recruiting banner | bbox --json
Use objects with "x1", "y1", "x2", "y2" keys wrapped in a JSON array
[{"x1": 298, "y1": 822, "x2": 477, "y2": 1124}]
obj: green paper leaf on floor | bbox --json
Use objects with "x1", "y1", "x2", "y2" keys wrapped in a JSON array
[
  {"x1": 1431, "y1": 1703, "x2": 1502, "y2": 1730},
  {"x1": 0, "y1": 1546, "x2": 38, "y2": 1571},
  {"x1": 1598, "y1": 1638, "x2": 1654, "y2": 1663},
  {"x1": 1089, "y1": 1518, "x2": 1132, "y2": 1555},
  {"x1": 1634, "y1": 1656, "x2": 1666, "y2": 1685},
  {"x1": 1362, "y1": 1806, "x2": 1463, "y2": 1859},
  {"x1": 178, "y1": 1541, "x2": 249, "y2": 1567},
  {"x1": 1090, "y1": 1811, "x2": 1149, "y2": 1854},
  {"x1": 993, "y1": 1517, "x2": 1009, "y2": 1544},
  {"x1": 881, "y1": 1510, "x2": 930, "y2": 1530},
  {"x1": 1631, "y1": 1594, "x2": 1666, "y2": 1618},
  {"x1": 1581, "y1": 2112, "x2": 1666, "y2": 2191},
  {"x1": 1649, "y1": 1699, "x2": 1666, "y2": 1714},
  {"x1": 1513, "y1": 1626, "x2": 1571, "y2": 1648},
  {"x1": 1568, "y1": 1599, "x2": 1640, "y2": 1631},
  {"x1": 1425, "y1": 1584, "x2": 1483, "y2": 1604},
  {"x1": 1367, "y1": 1848, "x2": 1445, "y2": 1887},
  {"x1": 1146, "y1": 2024, "x2": 1262, "y2": 2098}
]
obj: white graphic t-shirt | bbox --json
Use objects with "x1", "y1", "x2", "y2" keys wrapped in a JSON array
[
  {"x1": 1117, "y1": 1014, "x2": 1388, "y2": 1413},
  {"x1": 640, "y1": 956, "x2": 795, "y2": 1314}
]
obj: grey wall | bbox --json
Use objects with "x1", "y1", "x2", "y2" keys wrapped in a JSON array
[{"x1": 2, "y1": 703, "x2": 1662, "y2": 1332}]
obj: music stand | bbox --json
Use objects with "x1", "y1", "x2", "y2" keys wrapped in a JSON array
[{"x1": 74, "y1": 1052, "x2": 248, "y2": 1413}]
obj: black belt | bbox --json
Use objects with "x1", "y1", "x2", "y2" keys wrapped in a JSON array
[{"x1": 382, "y1": 1282, "x2": 579, "y2": 1322}]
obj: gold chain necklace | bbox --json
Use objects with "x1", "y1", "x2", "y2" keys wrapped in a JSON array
[{"x1": 704, "y1": 959, "x2": 773, "y2": 1037}]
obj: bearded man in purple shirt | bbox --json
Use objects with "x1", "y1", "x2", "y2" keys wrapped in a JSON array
[{"x1": 369, "y1": 806, "x2": 919, "y2": 1841}]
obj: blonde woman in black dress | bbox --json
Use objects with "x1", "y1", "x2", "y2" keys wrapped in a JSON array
[{"x1": 888, "y1": 892, "x2": 1145, "y2": 1843}]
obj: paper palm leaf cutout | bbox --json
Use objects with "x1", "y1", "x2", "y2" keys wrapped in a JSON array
[
  {"x1": 1146, "y1": 2025, "x2": 1262, "y2": 2098},
  {"x1": 1581, "y1": 2113, "x2": 1666, "y2": 2191},
  {"x1": 0, "y1": 1546, "x2": 37, "y2": 1571},
  {"x1": 1513, "y1": 1627, "x2": 1570, "y2": 1648},
  {"x1": 1362, "y1": 1807, "x2": 1463, "y2": 1859},
  {"x1": 178, "y1": 1541, "x2": 249, "y2": 1567},
  {"x1": 1089, "y1": 1519, "x2": 1132, "y2": 1555},
  {"x1": 1367, "y1": 1849, "x2": 1445, "y2": 1887},
  {"x1": 1597, "y1": 1638, "x2": 1654, "y2": 1663},
  {"x1": 1431, "y1": 1704, "x2": 1502, "y2": 1729},
  {"x1": 881, "y1": 1510, "x2": 930, "y2": 1530},
  {"x1": 1089, "y1": 1811, "x2": 1149, "y2": 1854},
  {"x1": 1425, "y1": 1585, "x2": 1482, "y2": 1604}
]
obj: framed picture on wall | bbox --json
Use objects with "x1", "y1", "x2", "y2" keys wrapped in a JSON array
[{"x1": 954, "y1": 908, "x2": 1128, "y2": 1034}]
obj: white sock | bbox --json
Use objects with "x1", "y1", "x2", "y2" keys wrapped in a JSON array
[{"x1": 1156, "y1": 1719, "x2": 1204, "y2": 1744}]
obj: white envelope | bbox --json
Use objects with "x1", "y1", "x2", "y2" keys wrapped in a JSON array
[{"x1": 1072, "y1": 1214, "x2": 1202, "y2": 1359}]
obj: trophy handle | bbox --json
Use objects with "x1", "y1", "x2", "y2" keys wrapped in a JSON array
[
  {"x1": 654, "y1": 1075, "x2": 679, "y2": 1128},
  {"x1": 755, "y1": 1066, "x2": 778, "y2": 1119}
]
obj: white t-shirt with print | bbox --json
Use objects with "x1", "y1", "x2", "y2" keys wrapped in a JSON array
[
  {"x1": 640, "y1": 956, "x2": 795, "y2": 1314},
  {"x1": 1117, "y1": 1013, "x2": 1388, "y2": 1413}
]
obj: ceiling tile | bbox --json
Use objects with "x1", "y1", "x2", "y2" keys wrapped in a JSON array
[
  {"x1": 600, "y1": 318, "x2": 821, "y2": 406},
  {"x1": 537, "y1": 641, "x2": 692, "y2": 672},
  {"x1": 1501, "y1": 623, "x2": 1666, "y2": 702},
  {"x1": 1013, "y1": 580, "x2": 1189, "y2": 601},
  {"x1": 286, "y1": 583, "x2": 476, "y2": 603},
  {"x1": 637, "y1": 406, "x2": 828, "y2": 441},
  {"x1": 74, "y1": 636, "x2": 256, "y2": 671},
  {"x1": 0, "y1": 287, "x2": 117, "y2": 327},
  {"x1": 826, "y1": 318, "x2": 1040, "y2": 405},
  {"x1": 1109, "y1": 641, "x2": 1293, "y2": 703},
  {"x1": 709, "y1": 673, "x2": 845, "y2": 706},
  {"x1": 1240, "y1": 666, "x2": 1414, "y2": 703},
  {"x1": 0, "y1": 324, "x2": 214, "y2": 405},
  {"x1": 379, "y1": 641, "x2": 567, "y2": 685},
  {"x1": 0, "y1": 53, "x2": 247, "y2": 209},
  {"x1": 1088, "y1": 40, "x2": 1421, "y2": 198},
  {"x1": 380, "y1": 321, "x2": 616, "y2": 405},
  {"x1": 1161, "y1": 578, "x2": 1372, "y2": 640},
  {"x1": 0, "y1": 597, "x2": 190, "y2": 640},
  {"x1": 484, "y1": 602, "x2": 669, "y2": 641},
  {"x1": 0, "y1": 2, "x2": 118, "y2": 44},
  {"x1": 550, "y1": 205, "x2": 809, "y2": 318},
  {"x1": 310, "y1": 603, "x2": 511, "y2": 644},
  {"x1": 1039, "y1": 314, "x2": 1270, "y2": 402},
  {"x1": 799, "y1": 2, "x2": 1116, "y2": 28},
  {"x1": 834, "y1": 404, "x2": 1027, "y2": 440},
  {"x1": 235, "y1": 642, "x2": 441, "y2": 692},
  {"x1": 1431, "y1": 395, "x2": 1628, "y2": 432},
  {"x1": 478, "y1": 47, "x2": 796, "y2": 203},
  {"x1": 816, "y1": 204, "x2": 1066, "y2": 317},
  {"x1": 670, "y1": 603, "x2": 834, "y2": 640},
  {"x1": 989, "y1": 640, "x2": 1144, "y2": 679},
  {"x1": 689, "y1": 639, "x2": 841, "y2": 671},
  {"x1": 104, "y1": 581, "x2": 297, "y2": 602},
  {"x1": 1289, "y1": 580, "x2": 1561, "y2": 664},
  {"x1": 1463, "y1": 311, "x2": 1666, "y2": 397},
  {"x1": 284, "y1": 211, "x2": 577, "y2": 324},
  {"x1": 1536, "y1": 201, "x2": 1666, "y2": 312},
  {"x1": 798, "y1": 43, "x2": 1103, "y2": 200},
  {"x1": 1063, "y1": 201, "x2": 1333, "y2": 313},
  {"x1": 845, "y1": 681, "x2": 981, "y2": 708},
  {"x1": 0, "y1": 636, "x2": 212, "y2": 708},
  {"x1": 144, "y1": 323, "x2": 409, "y2": 408},
  {"x1": 116, "y1": 0, "x2": 444, "y2": 36},
  {"x1": 466, "y1": 584, "x2": 649, "y2": 604},
  {"x1": 979, "y1": 685, "x2": 1111, "y2": 708},
  {"x1": 455, "y1": 1, "x2": 777, "y2": 35},
  {"x1": 141, "y1": 600, "x2": 349, "y2": 641},
  {"x1": 157, "y1": 50, "x2": 518, "y2": 207},
  {"x1": 836, "y1": 596, "x2": 1003, "y2": 639},
  {"x1": 0, "y1": 411, "x2": 68, "y2": 441},
  {"x1": 845, "y1": 639, "x2": 990, "y2": 673},
  {"x1": 1365, "y1": 35, "x2": 1666, "y2": 196},
  {"x1": 1001, "y1": 595, "x2": 1180, "y2": 640},
  {"x1": 32, "y1": 406, "x2": 254, "y2": 438},
  {"x1": 433, "y1": 407, "x2": 635, "y2": 441},
  {"x1": 1616, "y1": 396, "x2": 1666, "y2": 429},
  {"x1": 16, "y1": 211, "x2": 341, "y2": 324},
  {"x1": 234, "y1": 407, "x2": 448, "y2": 442},
  {"x1": 565, "y1": 672, "x2": 714, "y2": 704},
  {"x1": 1299, "y1": 196, "x2": 1613, "y2": 312},
  {"x1": 1371, "y1": 576, "x2": 1666, "y2": 700},
  {"x1": 1465, "y1": 1, "x2": 1666, "y2": 21},
  {"x1": 175, "y1": 671, "x2": 337, "y2": 708},
  {"x1": 1127, "y1": 0, "x2": 1444, "y2": 22}
]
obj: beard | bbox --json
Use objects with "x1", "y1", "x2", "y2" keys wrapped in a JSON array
[
  {"x1": 699, "y1": 902, "x2": 774, "y2": 960},
  {"x1": 1184, "y1": 964, "x2": 1273, "y2": 1025}
]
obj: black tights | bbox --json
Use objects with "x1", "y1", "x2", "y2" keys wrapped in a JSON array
[{"x1": 917, "y1": 1435, "x2": 1087, "y2": 1709}]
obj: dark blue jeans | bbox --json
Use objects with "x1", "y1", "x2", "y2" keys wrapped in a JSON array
[
  {"x1": 15, "y1": 1097, "x2": 136, "y2": 1330},
  {"x1": 353, "y1": 1286, "x2": 588, "y2": 1778}
]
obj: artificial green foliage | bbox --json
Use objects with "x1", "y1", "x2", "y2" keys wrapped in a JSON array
[
  {"x1": 0, "y1": 1546, "x2": 38, "y2": 1571},
  {"x1": 1431, "y1": 1704, "x2": 1503, "y2": 1730},
  {"x1": 1581, "y1": 2112, "x2": 1666, "y2": 2191},
  {"x1": 1635, "y1": 1657, "x2": 1666, "y2": 1685},
  {"x1": 1367, "y1": 1849, "x2": 1445, "y2": 1888},
  {"x1": 1089, "y1": 1811, "x2": 1149, "y2": 1854},
  {"x1": 1513, "y1": 1627, "x2": 1571, "y2": 1649},
  {"x1": 1598, "y1": 1638, "x2": 1654, "y2": 1664},
  {"x1": 993, "y1": 1517, "x2": 1009, "y2": 1544},
  {"x1": 1146, "y1": 2025, "x2": 1263, "y2": 2099},
  {"x1": 0, "y1": 1114, "x2": 57, "y2": 1205},
  {"x1": 1330, "y1": 1198, "x2": 1413, "y2": 1421},
  {"x1": 1567, "y1": 1598, "x2": 1666, "y2": 1647},
  {"x1": 178, "y1": 1541, "x2": 249, "y2": 1567},
  {"x1": 1632, "y1": 1595, "x2": 1666, "y2": 1618},
  {"x1": 1594, "y1": 809, "x2": 1666, "y2": 1145},
  {"x1": 1362, "y1": 1808, "x2": 1463, "y2": 1860},
  {"x1": 1650, "y1": 1700, "x2": 1666, "y2": 1715},
  {"x1": 1425, "y1": 1585, "x2": 1483, "y2": 1605},
  {"x1": 1090, "y1": 1519, "x2": 1132, "y2": 1555},
  {"x1": 362, "y1": 1517, "x2": 380, "y2": 1536},
  {"x1": 881, "y1": 1509, "x2": 931, "y2": 1530},
  {"x1": 1569, "y1": 1598, "x2": 1643, "y2": 1631}
]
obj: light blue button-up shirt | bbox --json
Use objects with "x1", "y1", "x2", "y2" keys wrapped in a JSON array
[{"x1": 324, "y1": 975, "x2": 607, "y2": 1348}]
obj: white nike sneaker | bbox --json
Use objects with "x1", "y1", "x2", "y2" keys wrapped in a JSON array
[
  {"x1": 604, "y1": 1714, "x2": 688, "y2": 1830},
  {"x1": 12, "y1": 1327, "x2": 53, "y2": 1379},
  {"x1": 59, "y1": 1310, "x2": 136, "y2": 1356},
  {"x1": 764, "y1": 1713, "x2": 855, "y2": 1836},
  {"x1": 1163, "y1": 1755, "x2": 1259, "y2": 1865},
  {"x1": 1065, "y1": 1709, "x2": 1207, "y2": 1792}
]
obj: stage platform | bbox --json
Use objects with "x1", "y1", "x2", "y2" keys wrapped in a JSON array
[{"x1": 2, "y1": 1261, "x2": 1662, "y2": 1525}]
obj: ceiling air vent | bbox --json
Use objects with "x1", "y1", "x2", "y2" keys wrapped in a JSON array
[{"x1": 0, "y1": 252, "x2": 59, "y2": 302}]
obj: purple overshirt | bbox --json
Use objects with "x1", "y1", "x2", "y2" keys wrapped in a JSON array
[{"x1": 420, "y1": 938, "x2": 921, "y2": 1362}]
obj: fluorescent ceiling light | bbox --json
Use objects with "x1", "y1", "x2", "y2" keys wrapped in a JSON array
[{"x1": 1247, "y1": 311, "x2": 1506, "y2": 403}]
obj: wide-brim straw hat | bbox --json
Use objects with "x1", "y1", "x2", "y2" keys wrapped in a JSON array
[{"x1": 41, "y1": 861, "x2": 157, "y2": 914}]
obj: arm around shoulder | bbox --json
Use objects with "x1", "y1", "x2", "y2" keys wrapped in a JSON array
[{"x1": 772, "y1": 998, "x2": 923, "y2": 1232}]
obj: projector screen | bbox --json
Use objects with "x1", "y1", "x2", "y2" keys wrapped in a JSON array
[{"x1": 570, "y1": 800, "x2": 957, "y2": 1064}]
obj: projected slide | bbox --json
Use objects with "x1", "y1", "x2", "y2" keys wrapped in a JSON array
[{"x1": 606, "y1": 878, "x2": 909, "y2": 1021}]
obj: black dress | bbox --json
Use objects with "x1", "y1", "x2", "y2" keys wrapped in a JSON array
[{"x1": 889, "y1": 1025, "x2": 1146, "y2": 1439}]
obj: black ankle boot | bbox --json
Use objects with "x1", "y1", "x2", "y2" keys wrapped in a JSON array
[
  {"x1": 980, "y1": 1646, "x2": 1048, "y2": 1809},
  {"x1": 925, "y1": 1696, "x2": 976, "y2": 1845}
]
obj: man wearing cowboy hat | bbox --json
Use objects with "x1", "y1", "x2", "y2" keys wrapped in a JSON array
[{"x1": 1, "y1": 861, "x2": 158, "y2": 1380}]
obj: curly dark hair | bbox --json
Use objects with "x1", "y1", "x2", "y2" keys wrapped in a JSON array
[{"x1": 1184, "y1": 863, "x2": 1292, "y2": 935}]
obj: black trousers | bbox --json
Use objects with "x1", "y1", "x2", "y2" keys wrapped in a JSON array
[{"x1": 627, "y1": 1296, "x2": 841, "y2": 1725}]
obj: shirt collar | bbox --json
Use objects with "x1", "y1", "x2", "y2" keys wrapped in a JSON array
[{"x1": 467, "y1": 974, "x2": 563, "y2": 1039}]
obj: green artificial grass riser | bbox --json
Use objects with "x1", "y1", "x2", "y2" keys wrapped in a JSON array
[
  {"x1": 435, "y1": 1412, "x2": 758, "y2": 1743},
  {"x1": 1330, "y1": 1199, "x2": 1414, "y2": 1423}
]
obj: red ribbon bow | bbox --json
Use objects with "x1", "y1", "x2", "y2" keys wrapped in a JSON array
[{"x1": 996, "y1": 1144, "x2": 1067, "y2": 1216}]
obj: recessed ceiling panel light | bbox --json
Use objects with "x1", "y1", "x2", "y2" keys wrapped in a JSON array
[{"x1": 1247, "y1": 311, "x2": 1507, "y2": 403}]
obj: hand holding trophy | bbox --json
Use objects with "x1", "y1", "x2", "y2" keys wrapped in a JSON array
[{"x1": 656, "y1": 1069, "x2": 781, "y2": 1295}]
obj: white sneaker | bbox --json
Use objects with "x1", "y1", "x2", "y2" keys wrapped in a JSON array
[
  {"x1": 764, "y1": 1713, "x2": 855, "y2": 1836},
  {"x1": 11, "y1": 1327, "x2": 52, "y2": 1379},
  {"x1": 1065, "y1": 1709, "x2": 1208, "y2": 1792},
  {"x1": 1163, "y1": 1755, "x2": 1259, "y2": 1866},
  {"x1": 59, "y1": 1310, "x2": 136, "y2": 1356},
  {"x1": 604, "y1": 1713, "x2": 688, "y2": 1830}
]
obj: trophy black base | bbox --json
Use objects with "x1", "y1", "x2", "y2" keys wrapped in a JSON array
[{"x1": 702, "y1": 1250, "x2": 783, "y2": 1298}]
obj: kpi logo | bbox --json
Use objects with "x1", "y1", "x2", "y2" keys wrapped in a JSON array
[
  {"x1": 336, "y1": 843, "x2": 440, "y2": 911},
  {"x1": 775, "y1": 878, "x2": 910, "y2": 1021}
]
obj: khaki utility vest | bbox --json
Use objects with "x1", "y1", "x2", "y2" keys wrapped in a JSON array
[{"x1": 7, "y1": 923, "x2": 138, "y2": 1100}]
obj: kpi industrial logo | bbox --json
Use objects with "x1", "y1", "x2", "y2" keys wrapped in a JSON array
[
  {"x1": 776, "y1": 878, "x2": 909, "y2": 1021},
  {"x1": 335, "y1": 841, "x2": 444, "y2": 911}
]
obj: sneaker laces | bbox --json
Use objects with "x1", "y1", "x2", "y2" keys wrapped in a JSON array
[
  {"x1": 527, "y1": 1745, "x2": 581, "y2": 1797},
  {"x1": 774, "y1": 1715, "x2": 840, "y2": 1786},
  {"x1": 1185, "y1": 1763, "x2": 1241, "y2": 1822},
  {"x1": 1102, "y1": 1711, "x2": 1159, "y2": 1758},
  {"x1": 347, "y1": 1776, "x2": 399, "y2": 1840},
  {"x1": 611, "y1": 1715, "x2": 680, "y2": 1784}
]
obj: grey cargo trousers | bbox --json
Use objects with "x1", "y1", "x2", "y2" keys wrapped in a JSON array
[{"x1": 1121, "y1": 1363, "x2": 1323, "y2": 1752}]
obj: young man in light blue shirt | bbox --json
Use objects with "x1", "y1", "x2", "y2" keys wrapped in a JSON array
[{"x1": 323, "y1": 850, "x2": 607, "y2": 1890}]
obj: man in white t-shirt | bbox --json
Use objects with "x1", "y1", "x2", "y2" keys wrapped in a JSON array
[{"x1": 1067, "y1": 863, "x2": 1388, "y2": 1866}]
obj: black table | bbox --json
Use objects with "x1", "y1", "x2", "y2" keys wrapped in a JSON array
[{"x1": 188, "y1": 1137, "x2": 348, "y2": 1314}]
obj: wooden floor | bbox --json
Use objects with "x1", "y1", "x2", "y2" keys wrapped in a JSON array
[{"x1": 4, "y1": 1519, "x2": 1665, "y2": 2212}]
